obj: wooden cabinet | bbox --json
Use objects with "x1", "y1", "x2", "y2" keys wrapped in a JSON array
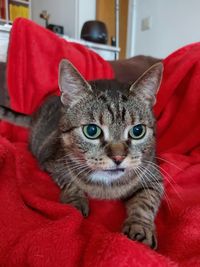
[{"x1": 0, "y1": 0, "x2": 31, "y2": 24}]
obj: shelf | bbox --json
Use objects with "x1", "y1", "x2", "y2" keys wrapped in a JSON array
[
  {"x1": 63, "y1": 35, "x2": 120, "y2": 53},
  {"x1": 9, "y1": 0, "x2": 30, "y2": 22},
  {"x1": 0, "y1": 0, "x2": 31, "y2": 25},
  {"x1": 0, "y1": 24, "x2": 12, "y2": 31},
  {"x1": 0, "y1": 18, "x2": 7, "y2": 22},
  {"x1": 10, "y1": 0, "x2": 30, "y2": 5},
  {"x1": 62, "y1": 35, "x2": 120, "y2": 60}
]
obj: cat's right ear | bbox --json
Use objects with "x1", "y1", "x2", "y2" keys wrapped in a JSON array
[
  {"x1": 129, "y1": 62, "x2": 163, "y2": 106},
  {"x1": 58, "y1": 59, "x2": 92, "y2": 107}
]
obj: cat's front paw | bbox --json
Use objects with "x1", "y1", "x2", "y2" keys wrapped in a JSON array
[
  {"x1": 60, "y1": 194, "x2": 89, "y2": 217},
  {"x1": 122, "y1": 221, "x2": 157, "y2": 249}
]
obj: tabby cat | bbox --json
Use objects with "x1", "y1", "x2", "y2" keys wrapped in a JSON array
[{"x1": 0, "y1": 59, "x2": 164, "y2": 249}]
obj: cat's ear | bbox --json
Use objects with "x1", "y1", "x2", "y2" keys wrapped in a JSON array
[
  {"x1": 129, "y1": 62, "x2": 163, "y2": 106},
  {"x1": 58, "y1": 59, "x2": 92, "y2": 106}
]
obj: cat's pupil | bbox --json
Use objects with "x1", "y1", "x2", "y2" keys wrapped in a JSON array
[
  {"x1": 87, "y1": 124, "x2": 97, "y2": 136},
  {"x1": 133, "y1": 125, "x2": 143, "y2": 136},
  {"x1": 129, "y1": 124, "x2": 146, "y2": 139}
]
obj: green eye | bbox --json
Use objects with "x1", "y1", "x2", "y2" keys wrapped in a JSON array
[
  {"x1": 129, "y1": 124, "x2": 146, "y2": 139},
  {"x1": 83, "y1": 124, "x2": 102, "y2": 139}
]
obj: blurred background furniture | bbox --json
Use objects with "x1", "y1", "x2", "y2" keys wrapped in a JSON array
[{"x1": 0, "y1": 0, "x2": 123, "y2": 60}]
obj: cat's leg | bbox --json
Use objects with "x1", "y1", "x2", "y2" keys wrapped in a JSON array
[
  {"x1": 122, "y1": 186, "x2": 163, "y2": 249},
  {"x1": 44, "y1": 159, "x2": 89, "y2": 217},
  {"x1": 60, "y1": 182, "x2": 89, "y2": 217}
]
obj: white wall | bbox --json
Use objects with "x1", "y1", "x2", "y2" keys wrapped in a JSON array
[
  {"x1": 77, "y1": 0, "x2": 96, "y2": 38},
  {"x1": 32, "y1": 0, "x2": 96, "y2": 38},
  {"x1": 128, "y1": 0, "x2": 200, "y2": 58}
]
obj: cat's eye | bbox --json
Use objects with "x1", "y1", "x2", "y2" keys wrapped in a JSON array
[
  {"x1": 83, "y1": 124, "x2": 102, "y2": 139},
  {"x1": 129, "y1": 124, "x2": 146, "y2": 139}
]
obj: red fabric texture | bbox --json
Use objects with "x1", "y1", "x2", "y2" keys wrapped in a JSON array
[{"x1": 0, "y1": 18, "x2": 200, "y2": 266}]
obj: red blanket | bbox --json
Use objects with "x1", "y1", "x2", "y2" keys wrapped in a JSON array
[{"x1": 0, "y1": 18, "x2": 200, "y2": 266}]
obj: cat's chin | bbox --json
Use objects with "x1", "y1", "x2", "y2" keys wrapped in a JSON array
[{"x1": 89, "y1": 169, "x2": 126, "y2": 184}]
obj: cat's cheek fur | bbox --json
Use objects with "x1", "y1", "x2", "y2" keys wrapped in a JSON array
[
  {"x1": 62, "y1": 133, "x2": 72, "y2": 147},
  {"x1": 120, "y1": 156, "x2": 141, "y2": 170},
  {"x1": 130, "y1": 129, "x2": 155, "y2": 153}
]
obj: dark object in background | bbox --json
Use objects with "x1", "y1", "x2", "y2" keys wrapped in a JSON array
[
  {"x1": 39, "y1": 10, "x2": 64, "y2": 35},
  {"x1": 111, "y1": 37, "x2": 116, "y2": 46},
  {"x1": 0, "y1": 63, "x2": 10, "y2": 107},
  {"x1": 47, "y1": 24, "x2": 64, "y2": 35},
  {"x1": 81, "y1": 20, "x2": 108, "y2": 44}
]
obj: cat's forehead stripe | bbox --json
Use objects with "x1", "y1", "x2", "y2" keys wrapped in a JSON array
[
  {"x1": 99, "y1": 113, "x2": 103, "y2": 125},
  {"x1": 122, "y1": 107, "x2": 126, "y2": 121},
  {"x1": 106, "y1": 104, "x2": 115, "y2": 123},
  {"x1": 95, "y1": 93, "x2": 136, "y2": 126}
]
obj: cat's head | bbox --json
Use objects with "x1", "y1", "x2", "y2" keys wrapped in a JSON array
[{"x1": 58, "y1": 59, "x2": 163, "y2": 186}]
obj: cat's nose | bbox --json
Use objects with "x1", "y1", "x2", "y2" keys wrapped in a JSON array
[{"x1": 112, "y1": 155, "x2": 125, "y2": 165}]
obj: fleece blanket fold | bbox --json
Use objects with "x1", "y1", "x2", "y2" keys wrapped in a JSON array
[{"x1": 0, "y1": 18, "x2": 200, "y2": 266}]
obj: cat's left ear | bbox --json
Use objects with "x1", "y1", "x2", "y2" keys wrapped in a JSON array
[
  {"x1": 58, "y1": 59, "x2": 92, "y2": 106},
  {"x1": 129, "y1": 62, "x2": 163, "y2": 106}
]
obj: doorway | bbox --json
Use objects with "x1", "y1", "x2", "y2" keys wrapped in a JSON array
[{"x1": 96, "y1": 0, "x2": 129, "y2": 59}]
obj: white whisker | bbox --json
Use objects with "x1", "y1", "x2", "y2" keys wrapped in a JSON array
[
  {"x1": 143, "y1": 160, "x2": 183, "y2": 202},
  {"x1": 134, "y1": 166, "x2": 150, "y2": 200},
  {"x1": 156, "y1": 156, "x2": 183, "y2": 172},
  {"x1": 138, "y1": 164, "x2": 173, "y2": 212}
]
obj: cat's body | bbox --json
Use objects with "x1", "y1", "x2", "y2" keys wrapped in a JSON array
[{"x1": 0, "y1": 60, "x2": 164, "y2": 249}]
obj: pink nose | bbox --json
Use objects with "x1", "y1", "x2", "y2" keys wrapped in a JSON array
[{"x1": 112, "y1": 155, "x2": 125, "y2": 165}]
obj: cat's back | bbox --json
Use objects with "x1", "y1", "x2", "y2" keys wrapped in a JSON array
[
  {"x1": 30, "y1": 95, "x2": 62, "y2": 163},
  {"x1": 32, "y1": 96, "x2": 61, "y2": 130}
]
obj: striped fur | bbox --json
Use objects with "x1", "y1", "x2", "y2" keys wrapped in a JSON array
[
  {"x1": 0, "y1": 59, "x2": 164, "y2": 249},
  {"x1": 0, "y1": 106, "x2": 31, "y2": 127}
]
